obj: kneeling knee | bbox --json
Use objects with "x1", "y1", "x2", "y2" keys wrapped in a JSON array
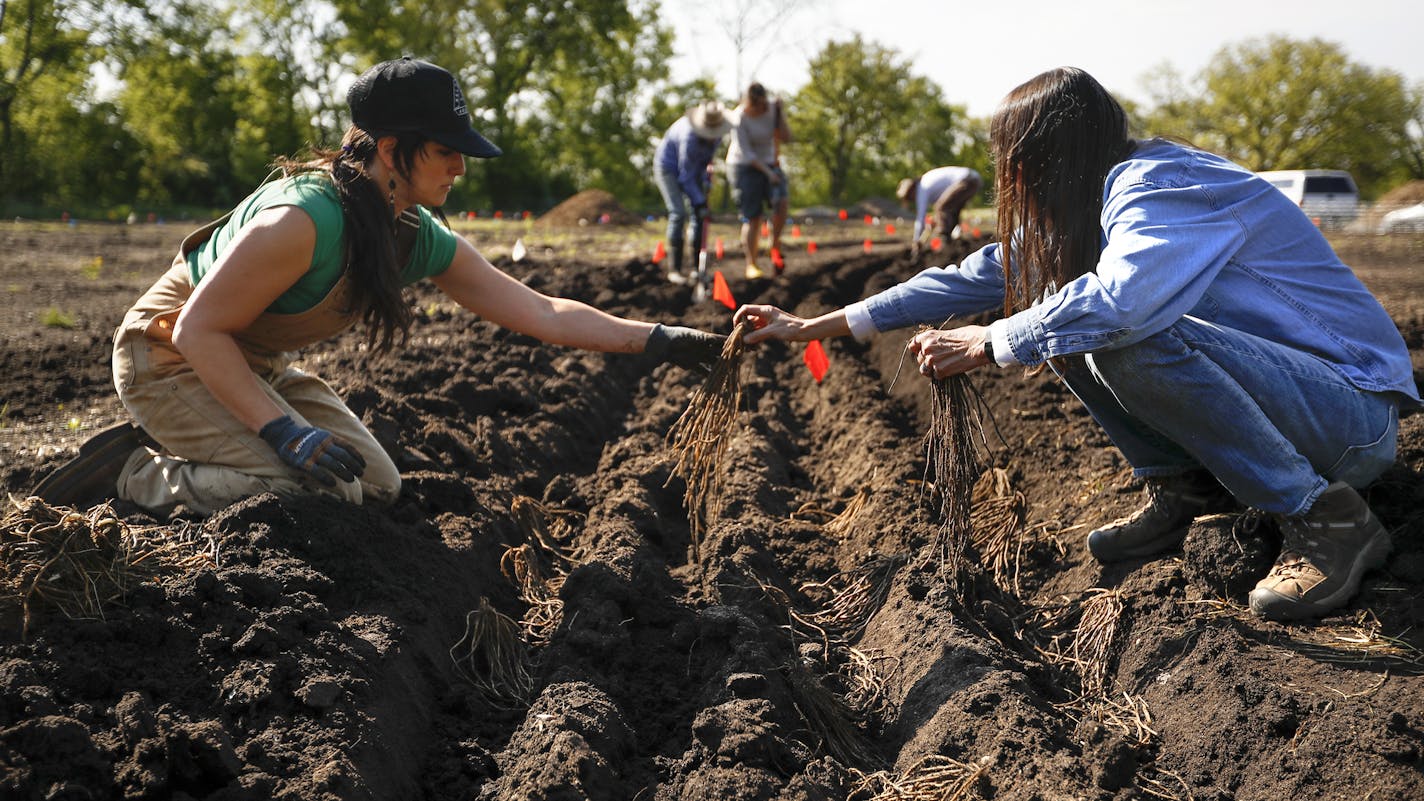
[{"x1": 359, "y1": 453, "x2": 401, "y2": 506}]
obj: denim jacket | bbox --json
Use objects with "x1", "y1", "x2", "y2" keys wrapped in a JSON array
[
  {"x1": 849, "y1": 139, "x2": 1419, "y2": 402},
  {"x1": 654, "y1": 116, "x2": 719, "y2": 208}
]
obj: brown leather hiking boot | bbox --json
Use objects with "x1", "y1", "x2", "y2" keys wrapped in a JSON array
[
  {"x1": 1087, "y1": 472, "x2": 1235, "y2": 562},
  {"x1": 1248, "y1": 481, "x2": 1391, "y2": 622}
]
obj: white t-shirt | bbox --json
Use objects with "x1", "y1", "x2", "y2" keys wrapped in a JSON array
[{"x1": 725, "y1": 104, "x2": 784, "y2": 168}]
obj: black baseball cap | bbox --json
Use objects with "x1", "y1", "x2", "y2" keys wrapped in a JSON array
[{"x1": 347, "y1": 56, "x2": 502, "y2": 158}]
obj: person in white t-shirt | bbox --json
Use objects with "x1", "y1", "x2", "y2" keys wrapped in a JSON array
[
  {"x1": 725, "y1": 82, "x2": 793, "y2": 280},
  {"x1": 897, "y1": 165, "x2": 982, "y2": 257}
]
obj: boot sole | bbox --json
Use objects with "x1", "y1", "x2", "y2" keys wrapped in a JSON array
[{"x1": 1248, "y1": 527, "x2": 1392, "y2": 621}]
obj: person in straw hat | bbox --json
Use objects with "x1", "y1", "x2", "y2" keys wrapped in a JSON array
[
  {"x1": 35, "y1": 57, "x2": 724, "y2": 516},
  {"x1": 897, "y1": 165, "x2": 982, "y2": 258},
  {"x1": 653, "y1": 100, "x2": 734, "y2": 284}
]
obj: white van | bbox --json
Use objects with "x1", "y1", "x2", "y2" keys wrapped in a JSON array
[{"x1": 1256, "y1": 169, "x2": 1359, "y2": 229}]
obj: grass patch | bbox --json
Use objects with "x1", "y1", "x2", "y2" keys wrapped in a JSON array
[{"x1": 40, "y1": 307, "x2": 75, "y2": 329}]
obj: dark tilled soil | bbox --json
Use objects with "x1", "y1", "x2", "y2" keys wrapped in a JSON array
[{"x1": 2, "y1": 222, "x2": 1422, "y2": 800}]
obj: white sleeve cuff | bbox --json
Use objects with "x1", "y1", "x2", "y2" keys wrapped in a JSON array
[
  {"x1": 988, "y1": 319, "x2": 1017, "y2": 366},
  {"x1": 844, "y1": 302, "x2": 878, "y2": 342}
]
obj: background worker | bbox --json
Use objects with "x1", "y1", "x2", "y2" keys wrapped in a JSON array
[
  {"x1": 735, "y1": 67, "x2": 1417, "y2": 623},
  {"x1": 897, "y1": 165, "x2": 982, "y2": 258},
  {"x1": 653, "y1": 100, "x2": 734, "y2": 284},
  {"x1": 726, "y1": 82, "x2": 793, "y2": 280},
  {"x1": 36, "y1": 57, "x2": 723, "y2": 516}
]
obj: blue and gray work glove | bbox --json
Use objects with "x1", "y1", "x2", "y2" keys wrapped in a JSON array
[
  {"x1": 258, "y1": 415, "x2": 367, "y2": 487},
  {"x1": 645, "y1": 324, "x2": 724, "y2": 374}
]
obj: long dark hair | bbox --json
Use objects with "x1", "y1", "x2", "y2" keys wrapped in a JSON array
[
  {"x1": 274, "y1": 125, "x2": 432, "y2": 352},
  {"x1": 990, "y1": 67, "x2": 1134, "y2": 320}
]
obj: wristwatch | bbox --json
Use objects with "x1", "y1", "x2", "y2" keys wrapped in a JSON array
[{"x1": 982, "y1": 334, "x2": 995, "y2": 364}]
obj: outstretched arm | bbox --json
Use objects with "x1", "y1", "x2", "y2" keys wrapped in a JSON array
[
  {"x1": 734, "y1": 304, "x2": 851, "y2": 345},
  {"x1": 434, "y1": 236, "x2": 654, "y2": 353},
  {"x1": 435, "y1": 238, "x2": 723, "y2": 371}
]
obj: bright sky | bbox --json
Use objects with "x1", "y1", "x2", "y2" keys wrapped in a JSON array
[{"x1": 666, "y1": 0, "x2": 1424, "y2": 118}]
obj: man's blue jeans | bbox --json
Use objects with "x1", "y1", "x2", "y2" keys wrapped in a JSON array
[
  {"x1": 654, "y1": 168, "x2": 706, "y2": 264},
  {"x1": 1057, "y1": 316, "x2": 1399, "y2": 516}
]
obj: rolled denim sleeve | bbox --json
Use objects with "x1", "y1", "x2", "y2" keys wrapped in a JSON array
[{"x1": 998, "y1": 176, "x2": 1248, "y2": 366}]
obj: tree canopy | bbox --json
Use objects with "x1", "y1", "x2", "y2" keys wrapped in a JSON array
[
  {"x1": 1140, "y1": 36, "x2": 1422, "y2": 197},
  {"x1": 1, "y1": 3, "x2": 1420, "y2": 218}
]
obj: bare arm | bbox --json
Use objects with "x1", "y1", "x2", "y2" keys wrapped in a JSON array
[
  {"x1": 170, "y1": 206, "x2": 315, "y2": 432},
  {"x1": 433, "y1": 236, "x2": 655, "y2": 353}
]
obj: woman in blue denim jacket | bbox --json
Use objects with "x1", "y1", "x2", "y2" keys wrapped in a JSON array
[{"x1": 735, "y1": 66, "x2": 1419, "y2": 622}]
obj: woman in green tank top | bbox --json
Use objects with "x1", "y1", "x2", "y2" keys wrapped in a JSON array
[{"x1": 37, "y1": 57, "x2": 722, "y2": 516}]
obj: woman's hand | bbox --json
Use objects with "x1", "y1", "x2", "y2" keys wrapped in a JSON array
[
  {"x1": 736, "y1": 304, "x2": 810, "y2": 345},
  {"x1": 908, "y1": 325, "x2": 991, "y2": 379},
  {"x1": 735, "y1": 304, "x2": 853, "y2": 345}
]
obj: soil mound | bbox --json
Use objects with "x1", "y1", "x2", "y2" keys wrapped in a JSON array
[
  {"x1": 1379, "y1": 179, "x2": 1424, "y2": 207},
  {"x1": 537, "y1": 189, "x2": 642, "y2": 227}
]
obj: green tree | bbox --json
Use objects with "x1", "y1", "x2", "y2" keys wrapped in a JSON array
[
  {"x1": 1385, "y1": 81, "x2": 1424, "y2": 182},
  {"x1": 1142, "y1": 37, "x2": 1414, "y2": 197},
  {"x1": 789, "y1": 36, "x2": 973, "y2": 206},
  {"x1": 327, "y1": 0, "x2": 675, "y2": 211},
  {"x1": 531, "y1": 1, "x2": 673, "y2": 212},
  {"x1": 0, "y1": 0, "x2": 92, "y2": 201},
  {"x1": 10, "y1": 64, "x2": 139, "y2": 214}
]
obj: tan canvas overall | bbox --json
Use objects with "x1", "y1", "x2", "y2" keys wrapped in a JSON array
[{"x1": 111, "y1": 217, "x2": 401, "y2": 514}]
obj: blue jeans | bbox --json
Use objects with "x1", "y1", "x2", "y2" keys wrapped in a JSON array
[
  {"x1": 1057, "y1": 316, "x2": 1399, "y2": 516},
  {"x1": 654, "y1": 168, "x2": 706, "y2": 264}
]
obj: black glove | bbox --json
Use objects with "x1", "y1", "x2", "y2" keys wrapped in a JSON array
[
  {"x1": 258, "y1": 415, "x2": 366, "y2": 487},
  {"x1": 645, "y1": 324, "x2": 724, "y2": 374},
  {"x1": 692, "y1": 203, "x2": 709, "y2": 221}
]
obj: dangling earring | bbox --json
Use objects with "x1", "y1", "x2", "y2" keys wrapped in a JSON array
[{"x1": 387, "y1": 178, "x2": 397, "y2": 217}]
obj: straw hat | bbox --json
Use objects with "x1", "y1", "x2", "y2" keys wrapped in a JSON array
[{"x1": 688, "y1": 100, "x2": 733, "y2": 140}]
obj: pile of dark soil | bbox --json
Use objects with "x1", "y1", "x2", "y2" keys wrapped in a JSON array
[
  {"x1": 536, "y1": 189, "x2": 642, "y2": 227},
  {"x1": 1, "y1": 224, "x2": 1422, "y2": 800}
]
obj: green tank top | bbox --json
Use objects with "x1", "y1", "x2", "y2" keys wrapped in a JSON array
[{"x1": 185, "y1": 173, "x2": 459, "y2": 313}]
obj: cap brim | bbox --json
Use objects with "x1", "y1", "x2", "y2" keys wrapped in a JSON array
[{"x1": 430, "y1": 127, "x2": 502, "y2": 158}]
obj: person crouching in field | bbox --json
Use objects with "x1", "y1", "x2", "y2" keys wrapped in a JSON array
[
  {"x1": 37, "y1": 57, "x2": 722, "y2": 516},
  {"x1": 735, "y1": 66, "x2": 1418, "y2": 623}
]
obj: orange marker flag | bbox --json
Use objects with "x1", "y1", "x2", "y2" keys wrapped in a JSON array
[
  {"x1": 863, "y1": 238, "x2": 873, "y2": 252},
  {"x1": 807, "y1": 240, "x2": 818, "y2": 254},
  {"x1": 715, "y1": 238, "x2": 725, "y2": 259},
  {"x1": 761, "y1": 223, "x2": 770, "y2": 238},
  {"x1": 838, "y1": 209, "x2": 848, "y2": 221},
  {"x1": 771, "y1": 247, "x2": 785, "y2": 270},
  {"x1": 804, "y1": 340, "x2": 829, "y2": 383},
  {"x1": 863, "y1": 214, "x2": 873, "y2": 225},
  {"x1": 972, "y1": 227, "x2": 982, "y2": 237},
  {"x1": 930, "y1": 236, "x2": 943, "y2": 252},
  {"x1": 791, "y1": 224, "x2": 802, "y2": 238},
  {"x1": 652, "y1": 240, "x2": 666, "y2": 264},
  {"x1": 885, "y1": 223, "x2": 896, "y2": 235},
  {"x1": 712, "y1": 270, "x2": 736, "y2": 310}
]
